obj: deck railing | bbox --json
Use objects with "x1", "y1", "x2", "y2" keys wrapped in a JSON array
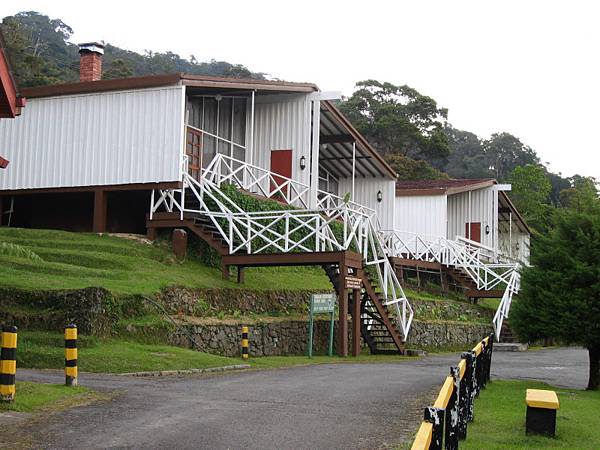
[
  {"x1": 150, "y1": 154, "x2": 414, "y2": 339},
  {"x1": 381, "y1": 229, "x2": 520, "y2": 340}
]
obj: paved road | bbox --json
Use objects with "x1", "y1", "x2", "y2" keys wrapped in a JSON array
[{"x1": 8, "y1": 347, "x2": 589, "y2": 450}]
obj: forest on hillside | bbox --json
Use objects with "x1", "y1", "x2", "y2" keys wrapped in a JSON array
[{"x1": 2, "y1": 11, "x2": 597, "y2": 236}]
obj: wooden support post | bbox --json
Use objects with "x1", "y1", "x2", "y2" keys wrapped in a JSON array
[
  {"x1": 416, "y1": 267, "x2": 422, "y2": 291},
  {"x1": 146, "y1": 227, "x2": 157, "y2": 241},
  {"x1": 0, "y1": 196, "x2": 3, "y2": 226},
  {"x1": 93, "y1": 190, "x2": 107, "y2": 233},
  {"x1": 221, "y1": 263, "x2": 231, "y2": 281},
  {"x1": 337, "y1": 261, "x2": 348, "y2": 357},
  {"x1": 351, "y1": 286, "x2": 361, "y2": 357},
  {"x1": 237, "y1": 266, "x2": 245, "y2": 284},
  {"x1": 440, "y1": 269, "x2": 448, "y2": 295}
]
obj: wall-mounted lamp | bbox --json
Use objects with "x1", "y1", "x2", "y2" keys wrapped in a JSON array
[
  {"x1": 300, "y1": 156, "x2": 306, "y2": 171},
  {"x1": 485, "y1": 224, "x2": 490, "y2": 235},
  {"x1": 376, "y1": 190, "x2": 383, "y2": 203},
  {"x1": 215, "y1": 94, "x2": 223, "y2": 102}
]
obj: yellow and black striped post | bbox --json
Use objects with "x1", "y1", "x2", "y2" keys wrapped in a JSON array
[
  {"x1": 241, "y1": 326, "x2": 249, "y2": 360},
  {"x1": 0, "y1": 325, "x2": 17, "y2": 402},
  {"x1": 65, "y1": 324, "x2": 78, "y2": 386}
]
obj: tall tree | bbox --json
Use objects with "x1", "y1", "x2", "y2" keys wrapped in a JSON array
[
  {"x1": 339, "y1": 80, "x2": 450, "y2": 164},
  {"x1": 483, "y1": 132, "x2": 540, "y2": 181},
  {"x1": 511, "y1": 197, "x2": 600, "y2": 390},
  {"x1": 443, "y1": 125, "x2": 491, "y2": 179},
  {"x1": 385, "y1": 154, "x2": 448, "y2": 181},
  {"x1": 508, "y1": 164, "x2": 552, "y2": 232}
]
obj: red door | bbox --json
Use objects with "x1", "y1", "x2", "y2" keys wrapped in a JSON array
[
  {"x1": 270, "y1": 149, "x2": 293, "y2": 196},
  {"x1": 465, "y1": 222, "x2": 482, "y2": 243}
]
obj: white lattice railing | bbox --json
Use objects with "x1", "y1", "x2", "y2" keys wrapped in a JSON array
[
  {"x1": 381, "y1": 229, "x2": 521, "y2": 340},
  {"x1": 492, "y1": 269, "x2": 520, "y2": 341},
  {"x1": 150, "y1": 154, "x2": 414, "y2": 339},
  {"x1": 203, "y1": 153, "x2": 311, "y2": 208}
]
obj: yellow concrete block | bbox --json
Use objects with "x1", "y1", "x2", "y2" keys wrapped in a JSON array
[{"x1": 526, "y1": 389, "x2": 559, "y2": 410}]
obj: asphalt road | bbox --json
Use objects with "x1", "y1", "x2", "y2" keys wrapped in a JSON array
[{"x1": 8, "y1": 347, "x2": 589, "y2": 450}]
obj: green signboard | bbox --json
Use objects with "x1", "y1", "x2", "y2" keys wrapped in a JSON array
[{"x1": 307, "y1": 293, "x2": 336, "y2": 358}]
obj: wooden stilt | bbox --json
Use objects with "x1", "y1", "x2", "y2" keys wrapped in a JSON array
[
  {"x1": 93, "y1": 190, "x2": 107, "y2": 233},
  {"x1": 337, "y1": 261, "x2": 348, "y2": 357},
  {"x1": 351, "y1": 285, "x2": 361, "y2": 357},
  {"x1": 222, "y1": 263, "x2": 231, "y2": 281},
  {"x1": 237, "y1": 266, "x2": 245, "y2": 284}
]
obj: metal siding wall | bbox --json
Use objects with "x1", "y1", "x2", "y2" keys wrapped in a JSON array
[
  {"x1": 0, "y1": 86, "x2": 184, "y2": 190},
  {"x1": 337, "y1": 177, "x2": 395, "y2": 230},
  {"x1": 447, "y1": 187, "x2": 495, "y2": 247},
  {"x1": 393, "y1": 195, "x2": 447, "y2": 238},
  {"x1": 250, "y1": 94, "x2": 312, "y2": 190}
]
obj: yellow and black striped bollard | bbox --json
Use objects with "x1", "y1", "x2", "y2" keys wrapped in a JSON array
[
  {"x1": 0, "y1": 325, "x2": 17, "y2": 402},
  {"x1": 65, "y1": 324, "x2": 78, "y2": 386},
  {"x1": 241, "y1": 326, "x2": 249, "y2": 360}
]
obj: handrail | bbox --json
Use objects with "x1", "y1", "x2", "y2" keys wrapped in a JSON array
[
  {"x1": 411, "y1": 334, "x2": 494, "y2": 449},
  {"x1": 150, "y1": 152, "x2": 414, "y2": 339}
]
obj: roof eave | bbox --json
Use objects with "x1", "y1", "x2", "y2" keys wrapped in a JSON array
[{"x1": 321, "y1": 100, "x2": 397, "y2": 180}]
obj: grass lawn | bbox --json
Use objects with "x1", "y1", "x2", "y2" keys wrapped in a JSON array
[
  {"x1": 16, "y1": 331, "x2": 413, "y2": 374},
  {"x1": 0, "y1": 381, "x2": 97, "y2": 413},
  {"x1": 0, "y1": 227, "x2": 331, "y2": 294},
  {"x1": 18, "y1": 331, "x2": 241, "y2": 373},
  {"x1": 463, "y1": 380, "x2": 600, "y2": 449}
]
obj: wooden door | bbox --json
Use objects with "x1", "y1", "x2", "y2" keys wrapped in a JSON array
[
  {"x1": 465, "y1": 222, "x2": 481, "y2": 243},
  {"x1": 270, "y1": 149, "x2": 293, "y2": 196},
  {"x1": 186, "y1": 127, "x2": 203, "y2": 180}
]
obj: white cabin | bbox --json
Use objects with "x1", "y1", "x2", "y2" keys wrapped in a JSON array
[
  {"x1": 393, "y1": 179, "x2": 530, "y2": 264},
  {"x1": 0, "y1": 49, "x2": 396, "y2": 233}
]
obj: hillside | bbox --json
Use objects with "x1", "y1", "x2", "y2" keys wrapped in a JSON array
[
  {"x1": 1, "y1": 11, "x2": 265, "y2": 88},
  {"x1": 0, "y1": 227, "x2": 331, "y2": 295}
]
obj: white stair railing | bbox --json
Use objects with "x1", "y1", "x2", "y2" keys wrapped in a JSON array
[
  {"x1": 151, "y1": 154, "x2": 414, "y2": 340},
  {"x1": 381, "y1": 229, "x2": 521, "y2": 341}
]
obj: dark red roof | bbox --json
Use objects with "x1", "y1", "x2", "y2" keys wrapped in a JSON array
[{"x1": 396, "y1": 178, "x2": 496, "y2": 196}]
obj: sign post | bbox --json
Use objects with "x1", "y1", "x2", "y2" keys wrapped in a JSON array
[{"x1": 307, "y1": 294, "x2": 336, "y2": 358}]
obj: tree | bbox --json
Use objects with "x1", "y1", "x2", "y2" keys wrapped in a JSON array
[
  {"x1": 443, "y1": 125, "x2": 491, "y2": 179},
  {"x1": 483, "y1": 133, "x2": 540, "y2": 181},
  {"x1": 1, "y1": 11, "x2": 265, "y2": 87},
  {"x1": 102, "y1": 58, "x2": 133, "y2": 79},
  {"x1": 508, "y1": 164, "x2": 552, "y2": 233},
  {"x1": 385, "y1": 154, "x2": 448, "y2": 181},
  {"x1": 339, "y1": 80, "x2": 450, "y2": 163},
  {"x1": 511, "y1": 197, "x2": 600, "y2": 390}
]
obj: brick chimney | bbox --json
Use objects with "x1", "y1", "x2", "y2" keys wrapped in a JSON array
[{"x1": 78, "y1": 42, "x2": 104, "y2": 82}]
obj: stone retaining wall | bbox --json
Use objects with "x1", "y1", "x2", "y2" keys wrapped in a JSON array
[{"x1": 168, "y1": 319, "x2": 492, "y2": 357}]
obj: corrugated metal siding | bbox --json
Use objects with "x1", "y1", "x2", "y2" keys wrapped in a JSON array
[
  {"x1": 338, "y1": 177, "x2": 395, "y2": 230},
  {"x1": 394, "y1": 195, "x2": 447, "y2": 238},
  {"x1": 499, "y1": 222, "x2": 530, "y2": 264},
  {"x1": 447, "y1": 187, "x2": 495, "y2": 248},
  {"x1": 250, "y1": 94, "x2": 312, "y2": 189},
  {"x1": 0, "y1": 86, "x2": 184, "y2": 190}
]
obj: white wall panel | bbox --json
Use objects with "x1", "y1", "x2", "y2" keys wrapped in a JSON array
[
  {"x1": 447, "y1": 187, "x2": 495, "y2": 248},
  {"x1": 0, "y1": 85, "x2": 184, "y2": 190},
  {"x1": 249, "y1": 94, "x2": 312, "y2": 189},
  {"x1": 393, "y1": 195, "x2": 447, "y2": 238},
  {"x1": 338, "y1": 177, "x2": 396, "y2": 230}
]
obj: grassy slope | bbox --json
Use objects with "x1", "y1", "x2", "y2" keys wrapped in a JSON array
[
  {"x1": 0, "y1": 382, "x2": 94, "y2": 413},
  {"x1": 0, "y1": 227, "x2": 331, "y2": 294},
  {"x1": 463, "y1": 380, "x2": 600, "y2": 449},
  {"x1": 17, "y1": 331, "x2": 412, "y2": 374}
]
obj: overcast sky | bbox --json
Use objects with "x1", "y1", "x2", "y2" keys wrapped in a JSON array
[{"x1": 3, "y1": 1, "x2": 599, "y2": 180}]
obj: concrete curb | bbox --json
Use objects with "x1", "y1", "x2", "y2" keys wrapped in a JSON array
[{"x1": 119, "y1": 364, "x2": 251, "y2": 377}]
